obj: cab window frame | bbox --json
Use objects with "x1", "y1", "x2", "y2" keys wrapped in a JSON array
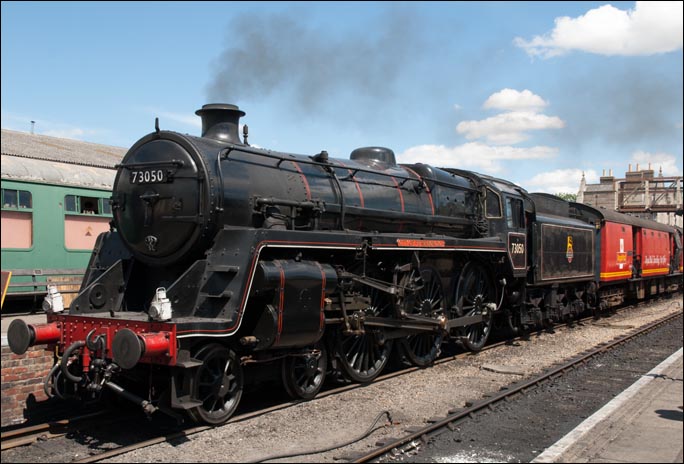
[
  {"x1": 506, "y1": 196, "x2": 525, "y2": 229},
  {"x1": 485, "y1": 187, "x2": 502, "y2": 219}
]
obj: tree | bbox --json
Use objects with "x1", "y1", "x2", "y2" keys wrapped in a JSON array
[{"x1": 555, "y1": 192, "x2": 577, "y2": 202}]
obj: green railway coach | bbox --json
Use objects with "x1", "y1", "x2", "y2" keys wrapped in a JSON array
[{"x1": 1, "y1": 129, "x2": 125, "y2": 310}]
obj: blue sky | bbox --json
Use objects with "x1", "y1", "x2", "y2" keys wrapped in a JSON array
[{"x1": 2, "y1": 1, "x2": 682, "y2": 194}]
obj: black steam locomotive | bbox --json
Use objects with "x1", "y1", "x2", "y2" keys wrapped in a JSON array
[{"x1": 9, "y1": 104, "x2": 682, "y2": 424}]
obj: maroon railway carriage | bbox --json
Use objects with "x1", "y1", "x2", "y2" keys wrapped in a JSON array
[{"x1": 571, "y1": 203, "x2": 682, "y2": 308}]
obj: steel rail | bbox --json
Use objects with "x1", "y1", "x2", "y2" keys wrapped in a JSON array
[
  {"x1": 5, "y1": 297, "x2": 675, "y2": 461},
  {"x1": 1, "y1": 411, "x2": 109, "y2": 451},
  {"x1": 352, "y1": 310, "x2": 683, "y2": 463}
]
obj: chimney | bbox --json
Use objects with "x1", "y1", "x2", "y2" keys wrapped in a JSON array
[
  {"x1": 195, "y1": 103, "x2": 245, "y2": 144},
  {"x1": 30, "y1": 120, "x2": 35, "y2": 135}
]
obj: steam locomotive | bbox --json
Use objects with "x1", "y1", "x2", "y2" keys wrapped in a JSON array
[{"x1": 8, "y1": 104, "x2": 683, "y2": 424}]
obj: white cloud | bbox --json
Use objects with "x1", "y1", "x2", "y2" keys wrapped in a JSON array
[
  {"x1": 456, "y1": 111, "x2": 564, "y2": 145},
  {"x1": 630, "y1": 151, "x2": 682, "y2": 176},
  {"x1": 483, "y1": 89, "x2": 548, "y2": 112},
  {"x1": 398, "y1": 142, "x2": 558, "y2": 174},
  {"x1": 526, "y1": 168, "x2": 599, "y2": 194},
  {"x1": 515, "y1": 1, "x2": 683, "y2": 58}
]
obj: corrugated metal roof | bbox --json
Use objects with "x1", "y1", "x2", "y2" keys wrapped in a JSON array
[
  {"x1": 1, "y1": 154, "x2": 115, "y2": 189},
  {"x1": 1, "y1": 128, "x2": 127, "y2": 168}
]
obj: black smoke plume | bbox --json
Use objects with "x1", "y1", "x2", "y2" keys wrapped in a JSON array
[{"x1": 206, "y1": 10, "x2": 424, "y2": 116}]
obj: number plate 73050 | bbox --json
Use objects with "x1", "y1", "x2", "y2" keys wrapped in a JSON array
[{"x1": 130, "y1": 169, "x2": 166, "y2": 184}]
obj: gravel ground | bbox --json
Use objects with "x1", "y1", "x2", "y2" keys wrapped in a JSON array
[
  {"x1": 105, "y1": 297, "x2": 682, "y2": 463},
  {"x1": 398, "y1": 309, "x2": 684, "y2": 463},
  {"x1": 2, "y1": 297, "x2": 681, "y2": 463}
]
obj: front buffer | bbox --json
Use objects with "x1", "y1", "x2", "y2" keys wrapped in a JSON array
[{"x1": 7, "y1": 314, "x2": 176, "y2": 415}]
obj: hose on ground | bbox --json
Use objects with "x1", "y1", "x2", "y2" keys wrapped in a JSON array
[{"x1": 246, "y1": 410, "x2": 392, "y2": 463}]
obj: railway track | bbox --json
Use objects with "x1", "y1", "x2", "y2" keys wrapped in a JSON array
[
  {"x1": 0, "y1": 411, "x2": 109, "y2": 451},
  {"x1": 2, "y1": 298, "x2": 679, "y2": 462},
  {"x1": 351, "y1": 310, "x2": 683, "y2": 463}
]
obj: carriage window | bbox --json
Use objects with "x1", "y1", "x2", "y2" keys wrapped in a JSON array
[
  {"x1": 102, "y1": 199, "x2": 112, "y2": 215},
  {"x1": 485, "y1": 188, "x2": 501, "y2": 218},
  {"x1": 65, "y1": 195, "x2": 77, "y2": 212},
  {"x1": 1, "y1": 189, "x2": 33, "y2": 249},
  {"x1": 506, "y1": 197, "x2": 524, "y2": 229},
  {"x1": 80, "y1": 197, "x2": 99, "y2": 214},
  {"x1": 3, "y1": 189, "x2": 17, "y2": 208},
  {"x1": 18, "y1": 191, "x2": 32, "y2": 208},
  {"x1": 2, "y1": 189, "x2": 33, "y2": 210},
  {"x1": 64, "y1": 195, "x2": 110, "y2": 216}
]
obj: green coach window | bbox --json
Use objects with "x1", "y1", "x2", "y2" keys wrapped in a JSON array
[
  {"x1": 18, "y1": 190, "x2": 32, "y2": 208},
  {"x1": 64, "y1": 194, "x2": 112, "y2": 250},
  {"x1": 102, "y1": 199, "x2": 112, "y2": 215},
  {"x1": 65, "y1": 194, "x2": 78, "y2": 212},
  {"x1": 1, "y1": 188, "x2": 33, "y2": 249},
  {"x1": 2, "y1": 188, "x2": 32, "y2": 210},
  {"x1": 64, "y1": 195, "x2": 112, "y2": 216}
]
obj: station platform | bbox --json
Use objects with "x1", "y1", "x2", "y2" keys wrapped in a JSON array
[{"x1": 533, "y1": 347, "x2": 684, "y2": 463}]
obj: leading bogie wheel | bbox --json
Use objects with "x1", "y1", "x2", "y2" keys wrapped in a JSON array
[
  {"x1": 281, "y1": 342, "x2": 327, "y2": 400},
  {"x1": 187, "y1": 344, "x2": 243, "y2": 425}
]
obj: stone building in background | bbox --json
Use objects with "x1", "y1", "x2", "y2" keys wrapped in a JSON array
[{"x1": 577, "y1": 164, "x2": 683, "y2": 228}]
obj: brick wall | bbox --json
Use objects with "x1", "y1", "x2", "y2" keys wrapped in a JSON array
[{"x1": 1, "y1": 345, "x2": 54, "y2": 426}]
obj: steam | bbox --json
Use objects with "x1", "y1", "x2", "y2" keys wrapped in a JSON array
[
  {"x1": 554, "y1": 63, "x2": 683, "y2": 149},
  {"x1": 206, "y1": 10, "x2": 424, "y2": 114}
]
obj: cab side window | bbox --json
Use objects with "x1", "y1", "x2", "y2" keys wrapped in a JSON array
[
  {"x1": 485, "y1": 188, "x2": 501, "y2": 218},
  {"x1": 506, "y1": 197, "x2": 524, "y2": 229}
]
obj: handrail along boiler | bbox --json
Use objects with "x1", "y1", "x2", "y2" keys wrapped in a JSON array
[{"x1": 8, "y1": 104, "x2": 683, "y2": 424}]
